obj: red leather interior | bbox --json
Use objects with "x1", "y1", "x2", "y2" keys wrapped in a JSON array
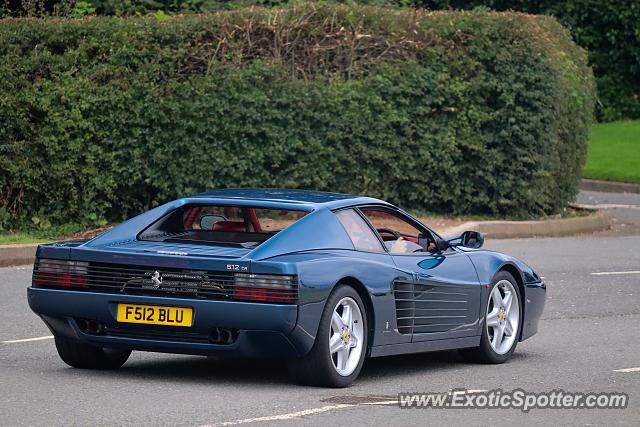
[
  {"x1": 379, "y1": 232, "x2": 419, "y2": 244},
  {"x1": 184, "y1": 207, "x2": 202, "y2": 229},
  {"x1": 213, "y1": 221, "x2": 248, "y2": 232},
  {"x1": 245, "y1": 208, "x2": 262, "y2": 233}
]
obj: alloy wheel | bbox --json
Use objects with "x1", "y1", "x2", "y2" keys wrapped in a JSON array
[
  {"x1": 486, "y1": 280, "x2": 520, "y2": 355},
  {"x1": 329, "y1": 297, "x2": 364, "y2": 376}
]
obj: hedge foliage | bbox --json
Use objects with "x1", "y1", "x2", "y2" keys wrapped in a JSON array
[
  {"x1": 407, "y1": 0, "x2": 640, "y2": 121},
  {"x1": 3, "y1": 0, "x2": 634, "y2": 121},
  {"x1": 0, "y1": 5, "x2": 595, "y2": 228}
]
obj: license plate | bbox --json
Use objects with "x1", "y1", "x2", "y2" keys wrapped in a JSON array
[{"x1": 116, "y1": 303, "x2": 193, "y2": 327}]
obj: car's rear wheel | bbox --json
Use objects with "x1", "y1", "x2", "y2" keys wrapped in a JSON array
[
  {"x1": 288, "y1": 285, "x2": 368, "y2": 387},
  {"x1": 54, "y1": 335, "x2": 131, "y2": 370},
  {"x1": 460, "y1": 271, "x2": 521, "y2": 363}
]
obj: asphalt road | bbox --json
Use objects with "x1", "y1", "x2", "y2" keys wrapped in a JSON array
[
  {"x1": 576, "y1": 190, "x2": 640, "y2": 208},
  {"x1": 1, "y1": 233, "x2": 639, "y2": 426},
  {"x1": 576, "y1": 190, "x2": 640, "y2": 234}
]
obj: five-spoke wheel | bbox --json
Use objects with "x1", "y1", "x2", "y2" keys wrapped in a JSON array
[
  {"x1": 288, "y1": 285, "x2": 368, "y2": 387},
  {"x1": 329, "y1": 297, "x2": 365, "y2": 376},
  {"x1": 461, "y1": 270, "x2": 521, "y2": 363},
  {"x1": 486, "y1": 279, "x2": 520, "y2": 355}
]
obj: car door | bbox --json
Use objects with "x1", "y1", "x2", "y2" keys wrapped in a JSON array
[
  {"x1": 357, "y1": 207, "x2": 482, "y2": 342},
  {"x1": 334, "y1": 208, "x2": 413, "y2": 346}
]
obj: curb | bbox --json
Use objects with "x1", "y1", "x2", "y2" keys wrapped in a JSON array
[
  {"x1": 0, "y1": 243, "x2": 39, "y2": 268},
  {"x1": 580, "y1": 179, "x2": 640, "y2": 194},
  {"x1": 440, "y1": 211, "x2": 611, "y2": 239}
]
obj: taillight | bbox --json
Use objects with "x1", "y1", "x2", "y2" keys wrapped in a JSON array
[
  {"x1": 33, "y1": 259, "x2": 88, "y2": 288},
  {"x1": 233, "y1": 273, "x2": 297, "y2": 304}
]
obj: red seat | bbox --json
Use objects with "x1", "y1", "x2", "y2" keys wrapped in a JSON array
[
  {"x1": 379, "y1": 232, "x2": 419, "y2": 244},
  {"x1": 213, "y1": 221, "x2": 247, "y2": 232}
]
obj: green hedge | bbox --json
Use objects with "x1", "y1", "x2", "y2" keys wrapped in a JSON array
[
  {"x1": 0, "y1": 5, "x2": 595, "y2": 228},
  {"x1": 1, "y1": 0, "x2": 636, "y2": 121},
  {"x1": 406, "y1": 1, "x2": 640, "y2": 122}
]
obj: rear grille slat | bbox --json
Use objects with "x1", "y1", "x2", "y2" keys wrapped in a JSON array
[{"x1": 33, "y1": 260, "x2": 298, "y2": 304}]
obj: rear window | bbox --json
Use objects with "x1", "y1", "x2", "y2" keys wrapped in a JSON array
[{"x1": 138, "y1": 205, "x2": 307, "y2": 248}]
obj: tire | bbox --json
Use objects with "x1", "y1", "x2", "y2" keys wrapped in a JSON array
[
  {"x1": 54, "y1": 335, "x2": 131, "y2": 370},
  {"x1": 460, "y1": 271, "x2": 522, "y2": 364},
  {"x1": 288, "y1": 285, "x2": 368, "y2": 387}
]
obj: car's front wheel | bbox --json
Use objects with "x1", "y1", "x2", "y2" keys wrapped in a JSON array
[
  {"x1": 288, "y1": 285, "x2": 368, "y2": 387},
  {"x1": 461, "y1": 271, "x2": 521, "y2": 363},
  {"x1": 54, "y1": 335, "x2": 131, "y2": 370}
]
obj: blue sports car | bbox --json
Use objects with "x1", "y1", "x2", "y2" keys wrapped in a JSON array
[{"x1": 28, "y1": 189, "x2": 545, "y2": 387}]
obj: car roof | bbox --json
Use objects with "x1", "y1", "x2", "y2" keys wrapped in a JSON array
[{"x1": 193, "y1": 188, "x2": 391, "y2": 210}]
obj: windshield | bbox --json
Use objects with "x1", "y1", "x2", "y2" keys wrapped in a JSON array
[{"x1": 138, "y1": 205, "x2": 308, "y2": 248}]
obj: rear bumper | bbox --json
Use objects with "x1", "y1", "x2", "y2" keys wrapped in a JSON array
[{"x1": 28, "y1": 287, "x2": 307, "y2": 358}]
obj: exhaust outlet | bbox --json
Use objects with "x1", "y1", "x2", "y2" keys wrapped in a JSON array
[
  {"x1": 77, "y1": 319, "x2": 89, "y2": 332},
  {"x1": 88, "y1": 320, "x2": 105, "y2": 334},
  {"x1": 219, "y1": 329, "x2": 231, "y2": 344},
  {"x1": 208, "y1": 328, "x2": 238, "y2": 345},
  {"x1": 209, "y1": 328, "x2": 220, "y2": 344},
  {"x1": 77, "y1": 319, "x2": 105, "y2": 335}
]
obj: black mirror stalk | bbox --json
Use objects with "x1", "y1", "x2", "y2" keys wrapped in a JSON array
[{"x1": 434, "y1": 237, "x2": 450, "y2": 252}]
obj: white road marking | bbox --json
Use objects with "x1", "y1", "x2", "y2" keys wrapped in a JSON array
[
  {"x1": 614, "y1": 367, "x2": 640, "y2": 373},
  {"x1": 362, "y1": 400, "x2": 398, "y2": 406},
  {"x1": 591, "y1": 270, "x2": 640, "y2": 276},
  {"x1": 200, "y1": 404, "x2": 353, "y2": 427},
  {"x1": 202, "y1": 388, "x2": 490, "y2": 426},
  {"x1": 1, "y1": 335, "x2": 54, "y2": 344}
]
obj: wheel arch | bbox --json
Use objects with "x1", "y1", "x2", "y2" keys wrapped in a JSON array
[
  {"x1": 496, "y1": 263, "x2": 526, "y2": 341},
  {"x1": 336, "y1": 276, "x2": 376, "y2": 356}
]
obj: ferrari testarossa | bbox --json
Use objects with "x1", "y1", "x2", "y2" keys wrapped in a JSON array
[{"x1": 28, "y1": 189, "x2": 545, "y2": 387}]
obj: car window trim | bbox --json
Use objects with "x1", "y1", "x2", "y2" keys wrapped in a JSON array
[
  {"x1": 137, "y1": 203, "x2": 310, "y2": 243},
  {"x1": 354, "y1": 205, "x2": 443, "y2": 256},
  {"x1": 332, "y1": 207, "x2": 388, "y2": 254}
]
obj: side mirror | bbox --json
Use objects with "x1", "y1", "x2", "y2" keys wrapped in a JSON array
[{"x1": 447, "y1": 230, "x2": 484, "y2": 249}]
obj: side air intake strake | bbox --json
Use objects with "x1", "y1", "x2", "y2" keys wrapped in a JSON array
[
  {"x1": 393, "y1": 281, "x2": 473, "y2": 334},
  {"x1": 33, "y1": 259, "x2": 298, "y2": 304}
]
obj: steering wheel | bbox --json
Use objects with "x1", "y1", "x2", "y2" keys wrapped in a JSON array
[{"x1": 376, "y1": 228, "x2": 401, "y2": 240}]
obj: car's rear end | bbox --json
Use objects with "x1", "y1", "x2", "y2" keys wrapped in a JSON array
[
  {"x1": 29, "y1": 245, "x2": 306, "y2": 358},
  {"x1": 27, "y1": 199, "x2": 327, "y2": 361}
]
